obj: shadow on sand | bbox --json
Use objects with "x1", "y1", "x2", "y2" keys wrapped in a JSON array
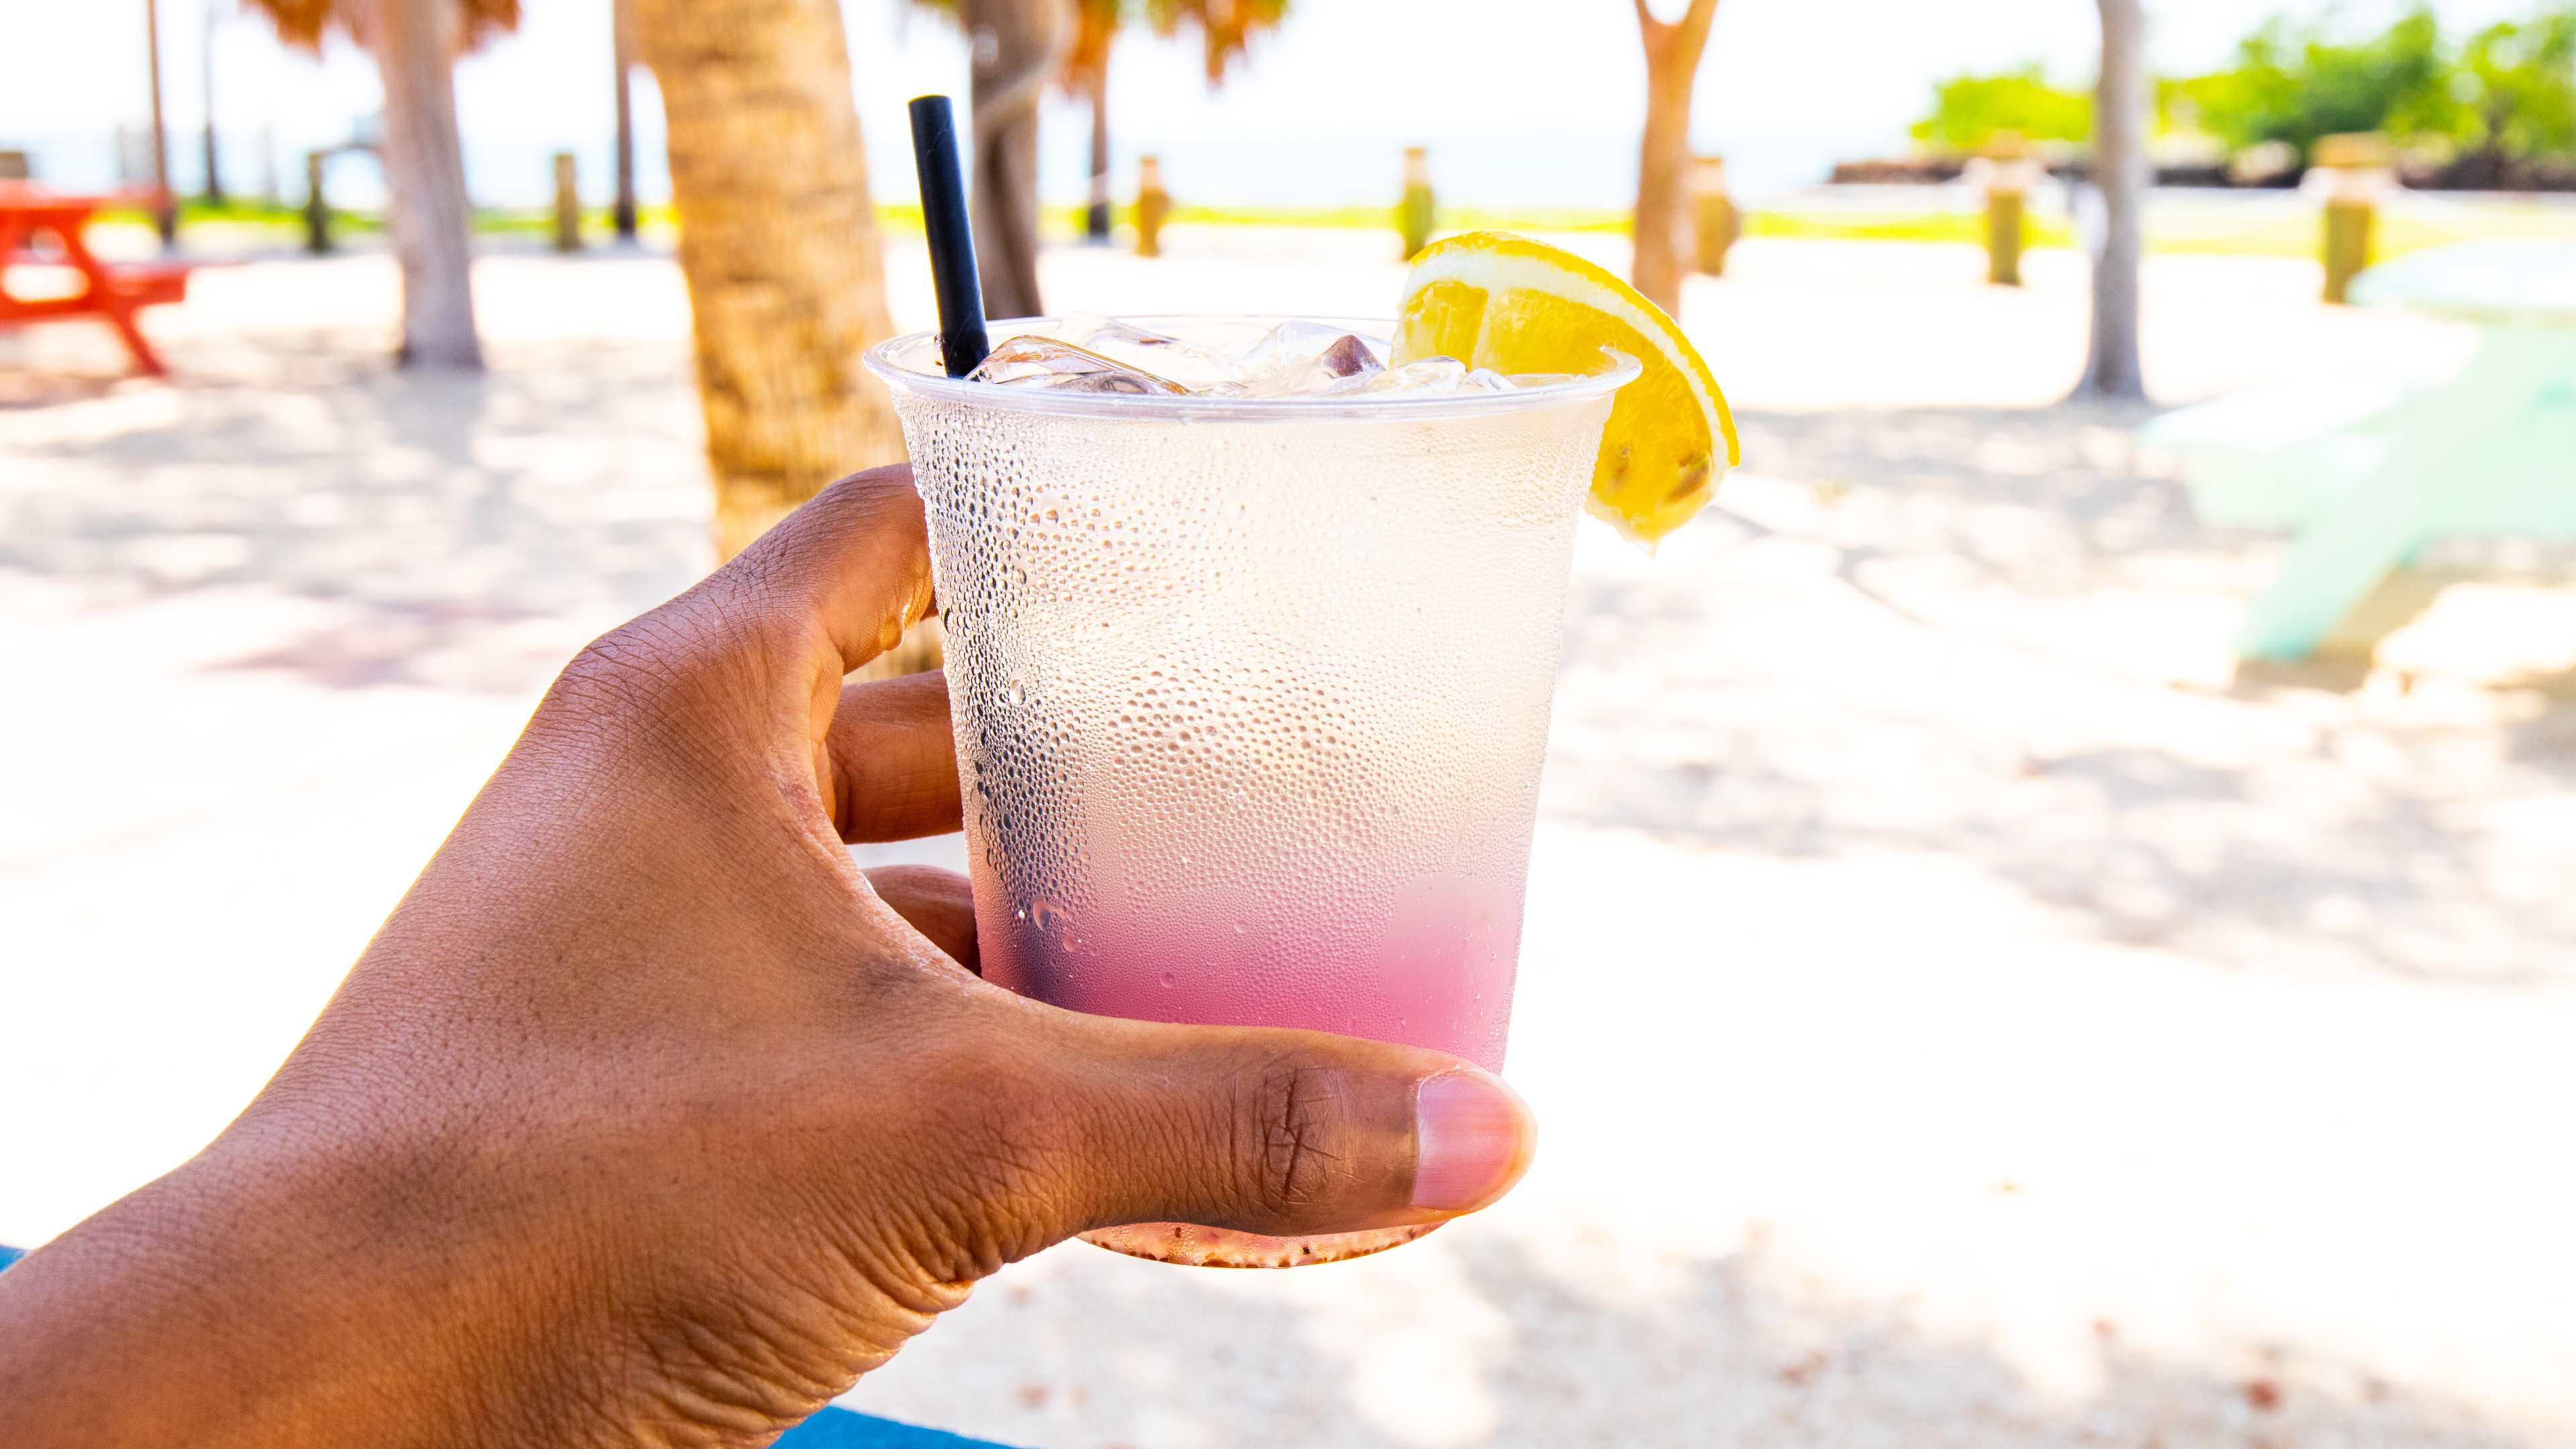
[
  {"x1": 855, "y1": 1230, "x2": 2539, "y2": 1448},
  {"x1": 1544, "y1": 405, "x2": 2576, "y2": 988}
]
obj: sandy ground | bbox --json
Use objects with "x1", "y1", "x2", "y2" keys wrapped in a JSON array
[{"x1": 5, "y1": 227, "x2": 2576, "y2": 1448}]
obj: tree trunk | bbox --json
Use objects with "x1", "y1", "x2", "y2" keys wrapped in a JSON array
[
  {"x1": 200, "y1": 0, "x2": 225, "y2": 204},
  {"x1": 1084, "y1": 60, "x2": 1112, "y2": 244},
  {"x1": 1631, "y1": 0, "x2": 1719, "y2": 316},
  {"x1": 145, "y1": 0, "x2": 178, "y2": 247},
  {"x1": 372, "y1": 0, "x2": 484, "y2": 369},
  {"x1": 629, "y1": 0, "x2": 907, "y2": 560},
  {"x1": 612, "y1": 0, "x2": 639, "y2": 240},
  {"x1": 960, "y1": 0, "x2": 1069, "y2": 320},
  {"x1": 2076, "y1": 0, "x2": 2147, "y2": 400}
]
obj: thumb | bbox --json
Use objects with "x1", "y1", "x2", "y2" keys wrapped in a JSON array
[{"x1": 1028, "y1": 1015, "x2": 1538, "y2": 1250}]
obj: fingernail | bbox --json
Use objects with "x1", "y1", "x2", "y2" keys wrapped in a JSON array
[{"x1": 1411, "y1": 1070, "x2": 1534, "y2": 1212}]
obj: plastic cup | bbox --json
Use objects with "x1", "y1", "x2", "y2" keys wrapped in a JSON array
[{"x1": 865, "y1": 317, "x2": 1635, "y2": 1266}]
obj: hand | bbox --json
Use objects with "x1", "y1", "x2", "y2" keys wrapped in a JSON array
[{"x1": 0, "y1": 467, "x2": 1537, "y2": 1449}]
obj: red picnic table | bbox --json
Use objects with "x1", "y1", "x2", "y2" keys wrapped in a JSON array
[{"x1": 0, "y1": 183, "x2": 192, "y2": 376}]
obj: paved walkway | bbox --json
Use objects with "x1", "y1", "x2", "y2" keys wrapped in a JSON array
[{"x1": 3, "y1": 233, "x2": 2573, "y2": 1446}]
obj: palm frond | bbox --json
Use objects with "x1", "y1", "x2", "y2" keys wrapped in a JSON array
[{"x1": 240, "y1": 0, "x2": 520, "y2": 55}]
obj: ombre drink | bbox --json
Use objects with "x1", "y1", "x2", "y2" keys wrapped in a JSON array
[{"x1": 865, "y1": 316, "x2": 1634, "y2": 1267}]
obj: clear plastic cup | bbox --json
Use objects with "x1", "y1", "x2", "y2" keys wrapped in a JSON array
[{"x1": 865, "y1": 318, "x2": 1636, "y2": 1266}]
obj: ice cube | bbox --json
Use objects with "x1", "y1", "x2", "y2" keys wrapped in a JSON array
[
  {"x1": 1460, "y1": 367, "x2": 1515, "y2": 392},
  {"x1": 1237, "y1": 336, "x2": 1391, "y2": 398},
  {"x1": 1351, "y1": 357, "x2": 1469, "y2": 394},
  {"x1": 968, "y1": 336, "x2": 1186, "y2": 394},
  {"x1": 1231, "y1": 320, "x2": 1382, "y2": 373},
  {"x1": 1053, "y1": 315, "x2": 1238, "y2": 392}
]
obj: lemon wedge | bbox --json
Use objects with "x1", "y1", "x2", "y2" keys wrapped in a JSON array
[{"x1": 1393, "y1": 231, "x2": 1737, "y2": 545}]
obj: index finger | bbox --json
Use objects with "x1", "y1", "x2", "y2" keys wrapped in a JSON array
[{"x1": 709, "y1": 464, "x2": 941, "y2": 681}]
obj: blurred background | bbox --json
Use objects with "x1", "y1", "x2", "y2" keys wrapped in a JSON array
[{"x1": 5, "y1": 1, "x2": 2576, "y2": 1445}]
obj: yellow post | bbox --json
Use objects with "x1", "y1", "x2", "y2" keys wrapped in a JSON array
[
  {"x1": 1133, "y1": 154, "x2": 1170, "y2": 258},
  {"x1": 1690, "y1": 154, "x2": 1737, "y2": 276},
  {"x1": 1982, "y1": 130, "x2": 2033, "y2": 287},
  {"x1": 2313, "y1": 132, "x2": 2392, "y2": 305},
  {"x1": 551, "y1": 151, "x2": 582, "y2": 253},
  {"x1": 1399, "y1": 146, "x2": 1435, "y2": 260}
]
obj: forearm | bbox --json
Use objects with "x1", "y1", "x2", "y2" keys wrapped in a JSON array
[{"x1": 0, "y1": 1135, "x2": 574, "y2": 1449}]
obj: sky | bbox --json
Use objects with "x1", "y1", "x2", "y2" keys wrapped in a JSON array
[{"x1": 1, "y1": 0, "x2": 2546, "y2": 208}]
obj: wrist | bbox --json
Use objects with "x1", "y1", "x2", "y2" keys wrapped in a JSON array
[{"x1": 0, "y1": 1125, "x2": 584, "y2": 1448}]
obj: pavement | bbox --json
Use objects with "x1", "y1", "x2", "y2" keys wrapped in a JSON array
[{"x1": 3, "y1": 229, "x2": 2573, "y2": 1447}]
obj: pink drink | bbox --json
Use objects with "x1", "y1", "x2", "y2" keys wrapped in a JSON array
[{"x1": 866, "y1": 317, "x2": 1631, "y2": 1265}]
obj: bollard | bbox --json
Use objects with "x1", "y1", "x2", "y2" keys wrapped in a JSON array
[
  {"x1": 1398, "y1": 146, "x2": 1435, "y2": 261},
  {"x1": 1133, "y1": 154, "x2": 1171, "y2": 258},
  {"x1": 551, "y1": 151, "x2": 583, "y2": 253},
  {"x1": 303, "y1": 150, "x2": 331, "y2": 254},
  {"x1": 2314, "y1": 132, "x2": 2392, "y2": 305},
  {"x1": 1691, "y1": 154, "x2": 1738, "y2": 277},
  {"x1": 1981, "y1": 131, "x2": 2035, "y2": 287}
]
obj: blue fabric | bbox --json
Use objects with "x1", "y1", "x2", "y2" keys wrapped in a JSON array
[
  {"x1": 0, "y1": 1244, "x2": 1013, "y2": 1447},
  {"x1": 780, "y1": 1407, "x2": 1017, "y2": 1448}
]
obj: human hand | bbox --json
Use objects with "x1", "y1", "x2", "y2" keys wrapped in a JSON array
[{"x1": 0, "y1": 467, "x2": 1536, "y2": 1449}]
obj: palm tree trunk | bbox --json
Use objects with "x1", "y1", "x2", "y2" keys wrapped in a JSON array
[
  {"x1": 611, "y1": 0, "x2": 639, "y2": 241},
  {"x1": 1085, "y1": 60, "x2": 1112, "y2": 244},
  {"x1": 145, "y1": 0, "x2": 178, "y2": 247},
  {"x1": 200, "y1": 0, "x2": 227, "y2": 204},
  {"x1": 960, "y1": 0, "x2": 1069, "y2": 320},
  {"x1": 2076, "y1": 0, "x2": 2147, "y2": 400},
  {"x1": 629, "y1": 0, "x2": 906, "y2": 559},
  {"x1": 1631, "y1": 0, "x2": 1719, "y2": 316},
  {"x1": 372, "y1": 0, "x2": 484, "y2": 368}
]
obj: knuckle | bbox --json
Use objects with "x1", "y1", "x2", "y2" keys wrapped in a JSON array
[
  {"x1": 898, "y1": 1043, "x2": 1084, "y2": 1267},
  {"x1": 1234, "y1": 1058, "x2": 1351, "y2": 1217},
  {"x1": 542, "y1": 606, "x2": 762, "y2": 745}
]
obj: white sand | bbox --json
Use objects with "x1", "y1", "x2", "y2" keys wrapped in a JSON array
[{"x1": 3, "y1": 229, "x2": 2573, "y2": 1446}]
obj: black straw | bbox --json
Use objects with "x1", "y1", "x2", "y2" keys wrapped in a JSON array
[{"x1": 907, "y1": 95, "x2": 989, "y2": 378}]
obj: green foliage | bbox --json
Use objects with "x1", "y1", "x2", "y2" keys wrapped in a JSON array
[
  {"x1": 1912, "y1": 66, "x2": 2093, "y2": 150},
  {"x1": 2461, "y1": 11, "x2": 2576, "y2": 156},
  {"x1": 2167, "y1": 8, "x2": 2462, "y2": 160},
  {"x1": 2156, "y1": 6, "x2": 2576, "y2": 164},
  {"x1": 918, "y1": 0, "x2": 1288, "y2": 89},
  {"x1": 1927, "y1": 7, "x2": 2576, "y2": 167}
]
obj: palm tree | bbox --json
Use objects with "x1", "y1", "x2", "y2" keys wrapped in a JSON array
[
  {"x1": 144, "y1": 0, "x2": 178, "y2": 246},
  {"x1": 248, "y1": 0, "x2": 511, "y2": 368},
  {"x1": 610, "y1": 0, "x2": 638, "y2": 241},
  {"x1": 1109, "y1": 1, "x2": 1291, "y2": 238},
  {"x1": 1630, "y1": 0, "x2": 1720, "y2": 315},
  {"x1": 922, "y1": 0, "x2": 1289, "y2": 300},
  {"x1": 1148, "y1": 0, "x2": 1291, "y2": 80},
  {"x1": 201, "y1": 0, "x2": 227, "y2": 205},
  {"x1": 1067, "y1": 0, "x2": 1119, "y2": 241},
  {"x1": 904, "y1": 0, "x2": 1066, "y2": 319},
  {"x1": 627, "y1": 0, "x2": 907, "y2": 559},
  {"x1": 2074, "y1": 0, "x2": 2147, "y2": 399}
]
